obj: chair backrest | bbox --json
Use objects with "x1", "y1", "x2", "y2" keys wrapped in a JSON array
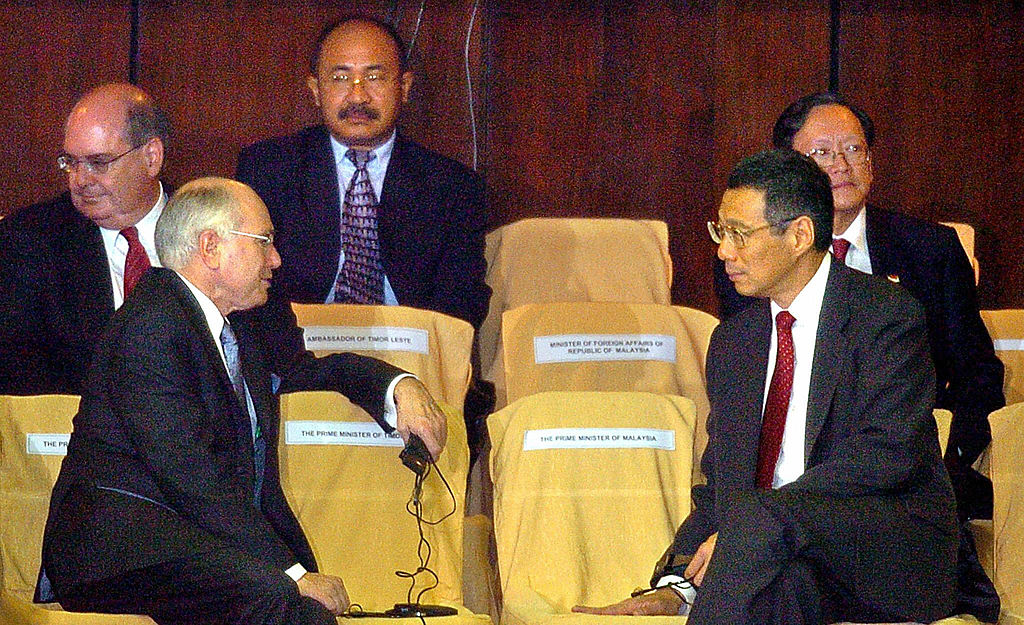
[
  {"x1": 479, "y1": 218, "x2": 673, "y2": 391},
  {"x1": 0, "y1": 396, "x2": 158, "y2": 623},
  {"x1": 277, "y1": 391, "x2": 469, "y2": 611},
  {"x1": 488, "y1": 391, "x2": 696, "y2": 612},
  {"x1": 499, "y1": 301, "x2": 716, "y2": 488},
  {"x1": 940, "y1": 221, "x2": 980, "y2": 285},
  {"x1": 980, "y1": 309, "x2": 1024, "y2": 404},
  {"x1": 987, "y1": 401, "x2": 1024, "y2": 623},
  {"x1": 0, "y1": 395, "x2": 80, "y2": 603},
  {"x1": 290, "y1": 304, "x2": 474, "y2": 409}
]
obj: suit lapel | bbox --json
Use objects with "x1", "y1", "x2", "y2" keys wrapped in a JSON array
[
  {"x1": 717, "y1": 303, "x2": 772, "y2": 489},
  {"x1": 378, "y1": 136, "x2": 415, "y2": 281},
  {"x1": 60, "y1": 209, "x2": 116, "y2": 332},
  {"x1": 804, "y1": 263, "x2": 849, "y2": 460},
  {"x1": 301, "y1": 126, "x2": 345, "y2": 293},
  {"x1": 865, "y1": 204, "x2": 897, "y2": 278}
]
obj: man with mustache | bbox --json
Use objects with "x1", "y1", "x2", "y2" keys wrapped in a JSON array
[
  {"x1": 237, "y1": 16, "x2": 492, "y2": 449},
  {"x1": 236, "y1": 16, "x2": 489, "y2": 336},
  {"x1": 0, "y1": 83, "x2": 171, "y2": 395}
]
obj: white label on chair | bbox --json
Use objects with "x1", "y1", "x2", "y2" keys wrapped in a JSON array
[
  {"x1": 993, "y1": 339, "x2": 1024, "y2": 351},
  {"x1": 301, "y1": 326, "x2": 429, "y2": 354},
  {"x1": 533, "y1": 334, "x2": 676, "y2": 363},
  {"x1": 26, "y1": 433, "x2": 70, "y2": 455},
  {"x1": 522, "y1": 428, "x2": 675, "y2": 451},
  {"x1": 284, "y1": 421, "x2": 404, "y2": 446}
]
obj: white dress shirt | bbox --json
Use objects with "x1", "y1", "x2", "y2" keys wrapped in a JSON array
[
  {"x1": 765, "y1": 253, "x2": 831, "y2": 487},
  {"x1": 326, "y1": 132, "x2": 399, "y2": 305},
  {"x1": 831, "y1": 207, "x2": 872, "y2": 275},
  {"x1": 98, "y1": 183, "x2": 167, "y2": 309}
]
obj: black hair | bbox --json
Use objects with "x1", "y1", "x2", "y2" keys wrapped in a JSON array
[{"x1": 771, "y1": 92, "x2": 875, "y2": 149}]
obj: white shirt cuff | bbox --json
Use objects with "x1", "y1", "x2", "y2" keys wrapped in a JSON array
[
  {"x1": 383, "y1": 373, "x2": 418, "y2": 430},
  {"x1": 285, "y1": 562, "x2": 307, "y2": 582},
  {"x1": 656, "y1": 575, "x2": 696, "y2": 616}
]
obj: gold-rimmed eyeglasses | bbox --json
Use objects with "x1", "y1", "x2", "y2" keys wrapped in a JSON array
[
  {"x1": 707, "y1": 218, "x2": 795, "y2": 249},
  {"x1": 804, "y1": 143, "x2": 869, "y2": 167}
]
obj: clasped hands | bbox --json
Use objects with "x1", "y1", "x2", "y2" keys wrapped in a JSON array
[{"x1": 572, "y1": 532, "x2": 717, "y2": 616}]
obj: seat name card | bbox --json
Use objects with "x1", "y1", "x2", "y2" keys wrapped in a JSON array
[
  {"x1": 26, "y1": 433, "x2": 70, "y2": 455},
  {"x1": 523, "y1": 427, "x2": 675, "y2": 450},
  {"x1": 285, "y1": 421, "x2": 404, "y2": 447},
  {"x1": 302, "y1": 326, "x2": 429, "y2": 354},
  {"x1": 534, "y1": 334, "x2": 676, "y2": 363},
  {"x1": 993, "y1": 339, "x2": 1024, "y2": 351}
]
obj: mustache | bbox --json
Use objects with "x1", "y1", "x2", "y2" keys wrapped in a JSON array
[{"x1": 338, "y1": 104, "x2": 380, "y2": 120}]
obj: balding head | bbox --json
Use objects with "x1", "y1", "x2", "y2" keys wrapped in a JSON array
[{"x1": 62, "y1": 83, "x2": 170, "y2": 230}]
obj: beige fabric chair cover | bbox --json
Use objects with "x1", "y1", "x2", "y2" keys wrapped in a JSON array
[
  {"x1": 940, "y1": 221, "x2": 980, "y2": 285},
  {"x1": 0, "y1": 394, "x2": 154, "y2": 624},
  {"x1": 277, "y1": 391, "x2": 474, "y2": 613},
  {"x1": 986, "y1": 402, "x2": 1024, "y2": 625},
  {"x1": 480, "y1": 218, "x2": 673, "y2": 401},
  {"x1": 500, "y1": 302, "x2": 716, "y2": 486},
  {"x1": 981, "y1": 309, "x2": 1024, "y2": 404},
  {"x1": 291, "y1": 303, "x2": 474, "y2": 409},
  {"x1": 488, "y1": 391, "x2": 696, "y2": 625}
]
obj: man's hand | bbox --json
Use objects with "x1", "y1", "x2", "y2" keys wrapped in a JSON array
[
  {"x1": 572, "y1": 587, "x2": 682, "y2": 616},
  {"x1": 393, "y1": 377, "x2": 447, "y2": 460},
  {"x1": 684, "y1": 532, "x2": 718, "y2": 587},
  {"x1": 296, "y1": 572, "x2": 349, "y2": 615}
]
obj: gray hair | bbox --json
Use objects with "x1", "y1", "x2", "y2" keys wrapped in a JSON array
[
  {"x1": 155, "y1": 178, "x2": 240, "y2": 269},
  {"x1": 124, "y1": 98, "x2": 172, "y2": 150}
]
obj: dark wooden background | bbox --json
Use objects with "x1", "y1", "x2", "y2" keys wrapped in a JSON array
[{"x1": 2, "y1": 0, "x2": 1021, "y2": 313}]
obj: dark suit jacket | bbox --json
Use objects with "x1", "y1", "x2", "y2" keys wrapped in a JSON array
[
  {"x1": 236, "y1": 126, "x2": 491, "y2": 331},
  {"x1": 670, "y1": 261, "x2": 957, "y2": 560},
  {"x1": 0, "y1": 192, "x2": 120, "y2": 394},
  {"x1": 37, "y1": 268, "x2": 403, "y2": 601},
  {"x1": 714, "y1": 205, "x2": 1004, "y2": 464}
]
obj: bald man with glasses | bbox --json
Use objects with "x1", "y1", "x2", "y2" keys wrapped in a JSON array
[{"x1": 0, "y1": 83, "x2": 171, "y2": 395}]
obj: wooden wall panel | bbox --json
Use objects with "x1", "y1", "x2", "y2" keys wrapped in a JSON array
[
  {"x1": 840, "y1": 0, "x2": 1024, "y2": 307},
  {"x1": 0, "y1": 2, "x2": 130, "y2": 216},
  {"x1": 135, "y1": 0, "x2": 483, "y2": 188},
  {"x1": 486, "y1": 1, "x2": 829, "y2": 313}
]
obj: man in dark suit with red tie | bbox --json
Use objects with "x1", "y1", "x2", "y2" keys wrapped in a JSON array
[
  {"x1": 0, "y1": 83, "x2": 170, "y2": 395},
  {"x1": 714, "y1": 94, "x2": 1004, "y2": 521},
  {"x1": 36, "y1": 177, "x2": 447, "y2": 624},
  {"x1": 577, "y1": 150, "x2": 957, "y2": 624}
]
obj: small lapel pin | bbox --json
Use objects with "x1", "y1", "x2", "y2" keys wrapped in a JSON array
[{"x1": 887, "y1": 274, "x2": 900, "y2": 283}]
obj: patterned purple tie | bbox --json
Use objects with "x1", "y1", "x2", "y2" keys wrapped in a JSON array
[{"x1": 335, "y1": 149, "x2": 385, "y2": 304}]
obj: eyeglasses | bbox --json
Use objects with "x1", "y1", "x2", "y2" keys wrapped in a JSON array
[
  {"x1": 327, "y1": 69, "x2": 394, "y2": 93},
  {"x1": 228, "y1": 229, "x2": 275, "y2": 248},
  {"x1": 707, "y1": 218, "x2": 795, "y2": 249},
  {"x1": 805, "y1": 143, "x2": 869, "y2": 167},
  {"x1": 57, "y1": 142, "x2": 146, "y2": 175}
]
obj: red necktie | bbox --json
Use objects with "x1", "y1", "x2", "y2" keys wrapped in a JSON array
[
  {"x1": 832, "y1": 238, "x2": 851, "y2": 265},
  {"x1": 756, "y1": 310, "x2": 796, "y2": 488},
  {"x1": 120, "y1": 226, "x2": 151, "y2": 297}
]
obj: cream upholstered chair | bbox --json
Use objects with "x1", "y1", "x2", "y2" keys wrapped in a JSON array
[
  {"x1": 277, "y1": 391, "x2": 490, "y2": 623},
  {"x1": 980, "y1": 309, "x2": 1024, "y2": 404},
  {"x1": 0, "y1": 394, "x2": 154, "y2": 624},
  {"x1": 940, "y1": 221, "x2": 980, "y2": 285},
  {"x1": 480, "y1": 218, "x2": 673, "y2": 407},
  {"x1": 500, "y1": 301, "x2": 716, "y2": 488},
  {"x1": 980, "y1": 402, "x2": 1024, "y2": 625},
  {"x1": 290, "y1": 303, "x2": 474, "y2": 410},
  {"x1": 488, "y1": 391, "x2": 696, "y2": 625}
]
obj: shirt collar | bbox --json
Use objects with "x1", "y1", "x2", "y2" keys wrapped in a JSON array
[
  {"x1": 834, "y1": 206, "x2": 867, "y2": 251},
  {"x1": 771, "y1": 253, "x2": 831, "y2": 324},
  {"x1": 329, "y1": 131, "x2": 397, "y2": 169},
  {"x1": 174, "y1": 271, "x2": 227, "y2": 341}
]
